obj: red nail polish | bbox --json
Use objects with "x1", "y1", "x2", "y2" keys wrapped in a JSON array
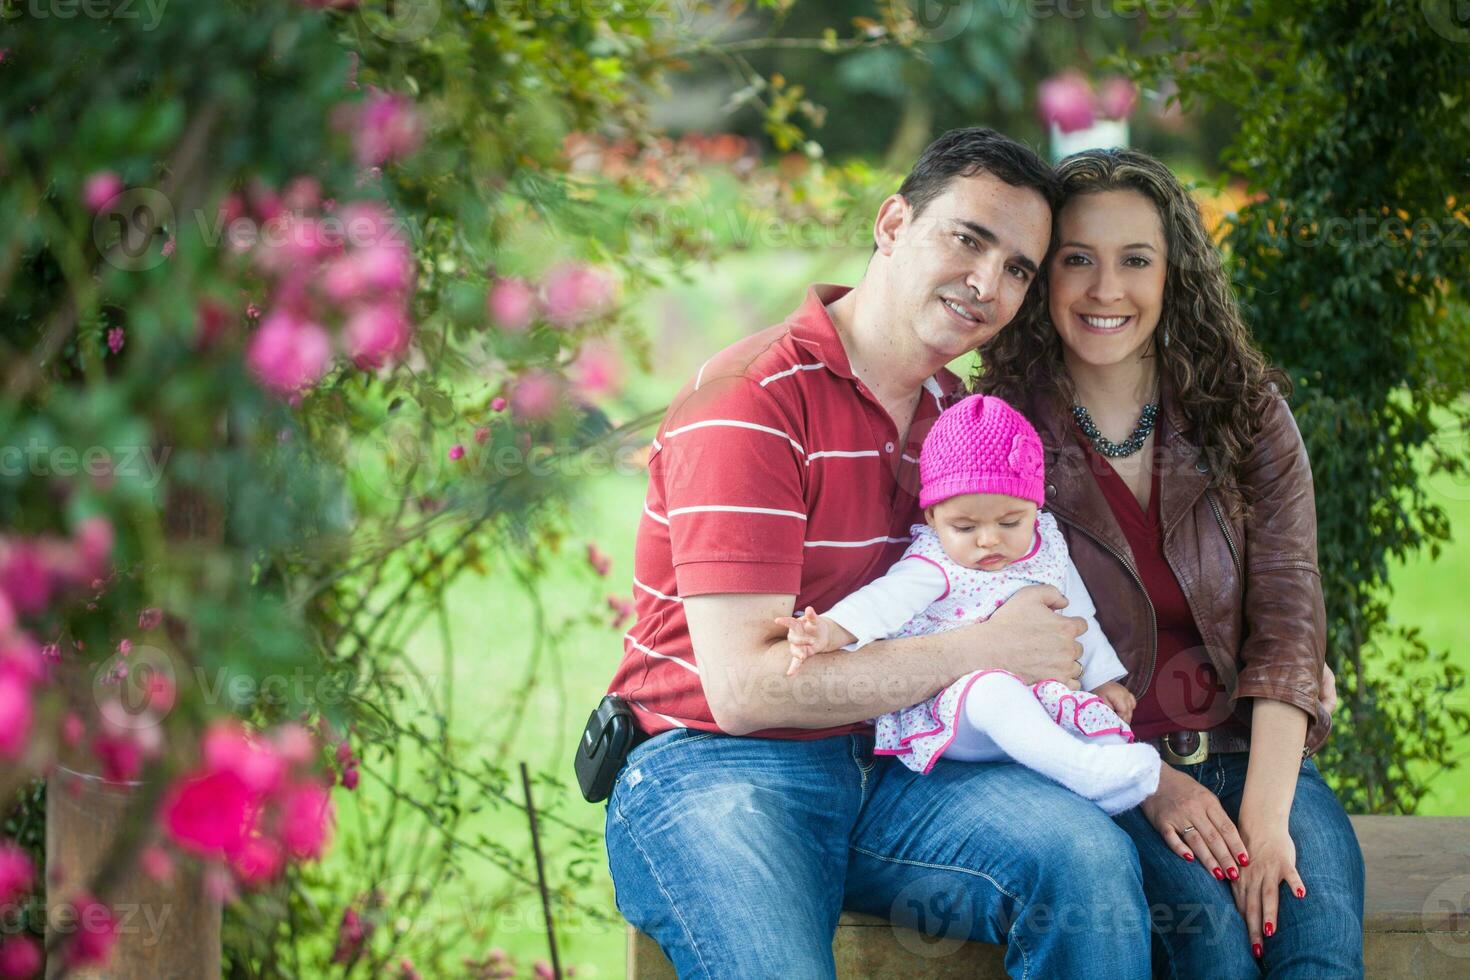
[
  {"x1": 1183, "y1": 852, "x2": 1194, "y2": 861},
  {"x1": 1238, "y1": 852, "x2": 1250, "y2": 866},
  {"x1": 1253, "y1": 943, "x2": 1263, "y2": 958},
  {"x1": 1296, "y1": 886, "x2": 1306, "y2": 898},
  {"x1": 1213, "y1": 868, "x2": 1225, "y2": 881},
  {"x1": 1226, "y1": 867, "x2": 1239, "y2": 881},
  {"x1": 1264, "y1": 922, "x2": 1274, "y2": 937}
]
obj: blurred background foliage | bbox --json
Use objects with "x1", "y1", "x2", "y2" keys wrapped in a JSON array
[{"x1": 1, "y1": 0, "x2": 1468, "y2": 976}]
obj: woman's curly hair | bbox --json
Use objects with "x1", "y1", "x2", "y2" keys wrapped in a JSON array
[{"x1": 975, "y1": 147, "x2": 1288, "y2": 514}]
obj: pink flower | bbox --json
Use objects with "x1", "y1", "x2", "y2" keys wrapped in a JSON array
[
  {"x1": 0, "y1": 593, "x2": 12, "y2": 635},
  {"x1": 0, "y1": 843, "x2": 34, "y2": 905},
  {"x1": 331, "y1": 907, "x2": 371, "y2": 965},
  {"x1": 607, "y1": 595, "x2": 634, "y2": 629},
  {"x1": 586, "y1": 543, "x2": 611, "y2": 577},
  {"x1": 283, "y1": 175, "x2": 322, "y2": 213},
  {"x1": 542, "y1": 263, "x2": 615, "y2": 325},
  {"x1": 138, "y1": 844, "x2": 174, "y2": 883},
  {"x1": 487, "y1": 277, "x2": 537, "y2": 332},
  {"x1": 1038, "y1": 73, "x2": 1095, "y2": 134},
  {"x1": 246, "y1": 310, "x2": 333, "y2": 395},
  {"x1": 0, "y1": 935, "x2": 42, "y2": 979},
  {"x1": 273, "y1": 723, "x2": 316, "y2": 765},
  {"x1": 1007, "y1": 433, "x2": 1045, "y2": 483},
  {"x1": 1097, "y1": 77, "x2": 1137, "y2": 120},
  {"x1": 279, "y1": 780, "x2": 334, "y2": 859},
  {"x1": 64, "y1": 893, "x2": 117, "y2": 966},
  {"x1": 0, "y1": 542, "x2": 53, "y2": 615},
  {"x1": 473, "y1": 426, "x2": 491, "y2": 444},
  {"x1": 161, "y1": 768, "x2": 257, "y2": 858},
  {"x1": 490, "y1": 396, "x2": 507, "y2": 412},
  {"x1": 230, "y1": 836, "x2": 284, "y2": 886},
  {"x1": 117, "y1": 638, "x2": 132, "y2": 656},
  {"x1": 106, "y1": 327, "x2": 125, "y2": 354},
  {"x1": 91, "y1": 731, "x2": 143, "y2": 782},
  {"x1": 448, "y1": 444, "x2": 465, "y2": 461},
  {"x1": 509, "y1": 370, "x2": 563, "y2": 421},
  {"x1": 340, "y1": 765, "x2": 359, "y2": 791},
  {"x1": 0, "y1": 672, "x2": 32, "y2": 759},
  {"x1": 138, "y1": 607, "x2": 163, "y2": 631},
  {"x1": 83, "y1": 172, "x2": 124, "y2": 213},
  {"x1": 74, "y1": 516, "x2": 114, "y2": 582},
  {"x1": 203, "y1": 721, "x2": 284, "y2": 796},
  {"x1": 533, "y1": 961, "x2": 554, "y2": 980},
  {"x1": 571, "y1": 340, "x2": 625, "y2": 399},
  {"x1": 335, "y1": 739, "x2": 354, "y2": 765},
  {"x1": 353, "y1": 89, "x2": 424, "y2": 166},
  {"x1": 61, "y1": 712, "x2": 85, "y2": 748},
  {"x1": 344, "y1": 303, "x2": 412, "y2": 370}
]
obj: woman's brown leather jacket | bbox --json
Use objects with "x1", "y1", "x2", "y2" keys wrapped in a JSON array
[{"x1": 1020, "y1": 378, "x2": 1331, "y2": 756}]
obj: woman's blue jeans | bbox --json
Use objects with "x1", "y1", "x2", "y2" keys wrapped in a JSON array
[
  {"x1": 605, "y1": 728, "x2": 1153, "y2": 979},
  {"x1": 1113, "y1": 754, "x2": 1365, "y2": 979}
]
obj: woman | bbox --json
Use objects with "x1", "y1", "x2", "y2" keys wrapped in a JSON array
[{"x1": 979, "y1": 148, "x2": 1365, "y2": 977}]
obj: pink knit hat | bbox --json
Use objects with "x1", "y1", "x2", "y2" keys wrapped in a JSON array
[{"x1": 919, "y1": 394, "x2": 1046, "y2": 509}]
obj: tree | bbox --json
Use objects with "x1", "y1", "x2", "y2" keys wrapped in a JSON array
[{"x1": 1138, "y1": 0, "x2": 1470, "y2": 812}]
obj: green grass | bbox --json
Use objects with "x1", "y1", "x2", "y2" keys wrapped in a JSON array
[{"x1": 327, "y1": 248, "x2": 1469, "y2": 976}]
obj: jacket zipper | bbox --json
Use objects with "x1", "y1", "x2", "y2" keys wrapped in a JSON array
[
  {"x1": 1050, "y1": 510, "x2": 1159, "y2": 697},
  {"x1": 1206, "y1": 491, "x2": 1244, "y2": 580}
]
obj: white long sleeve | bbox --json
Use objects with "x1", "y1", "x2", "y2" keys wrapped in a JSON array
[
  {"x1": 1062, "y1": 560, "x2": 1129, "y2": 690},
  {"x1": 822, "y1": 557, "x2": 951, "y2": 651}
]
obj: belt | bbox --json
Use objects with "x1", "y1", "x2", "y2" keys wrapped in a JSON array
[{"x1": 1146, "y1": 729, "x2": 1250, "y2": 766}]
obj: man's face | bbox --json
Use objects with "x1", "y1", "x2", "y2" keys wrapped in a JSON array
[{"x1": 875, "y1": 171, "x2": 1052, "y2": 362}]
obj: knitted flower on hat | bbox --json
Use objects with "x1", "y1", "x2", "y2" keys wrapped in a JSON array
[{"x1": 918, "y1": 394, "x2": 1046, "y2": 509}]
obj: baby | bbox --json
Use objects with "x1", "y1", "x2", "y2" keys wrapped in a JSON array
[{"x1": 776, "y1": 394, "x2": 1161, "y2": 814}]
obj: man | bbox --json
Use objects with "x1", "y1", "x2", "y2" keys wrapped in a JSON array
[{"x1": 602, "y1": 128, "x2": 1152, "y2": 978}]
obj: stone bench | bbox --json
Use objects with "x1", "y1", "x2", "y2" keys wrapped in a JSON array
[{"x1": 628, "y1": 815, "x2": 1470, "y2": 978}]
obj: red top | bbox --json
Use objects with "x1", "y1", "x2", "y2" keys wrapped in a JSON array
[
  {"x1": 1078, "y1": 431, "x2": 1236, "y2": 740},
  {"x1": 605, "y1": 285, "x2": 962, "y2": 739}
]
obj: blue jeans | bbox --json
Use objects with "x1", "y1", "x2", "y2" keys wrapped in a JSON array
[
  {"x1": 605, "y1": 728, "x2": 1152, "y2": 979},
  {"x1": 1113, "y1": 754, "x2": 1365, "y2": 979}
]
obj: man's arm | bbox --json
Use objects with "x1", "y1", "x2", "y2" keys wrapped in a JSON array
[{"x1": 690, "y1": 585, "x2": 1088, "y2": 735}]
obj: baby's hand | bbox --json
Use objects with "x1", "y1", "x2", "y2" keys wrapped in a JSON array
[
  {"x1": 1093, "y1": 681, "x2": 1136, "y2": 723},
  {"x1": 773, "y1": 606, "x2": 833, "y2": 675}
]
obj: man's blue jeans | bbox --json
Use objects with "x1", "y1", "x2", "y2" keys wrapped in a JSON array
[
  {"x1": 605, "y1": 728, "x2": 1153, "y2": 979},
  {"x1": 1113, "y1": 754, "x2": 1365, "y2": 979}
]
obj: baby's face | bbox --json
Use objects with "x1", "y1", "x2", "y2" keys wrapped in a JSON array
[{"x1": 925, "y1": 494, "x2": 1039, "y2": 572}]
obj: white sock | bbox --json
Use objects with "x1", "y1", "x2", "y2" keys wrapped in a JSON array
[{"x1": 951, "y1": 672, "x2": 1162, "y2": 813}]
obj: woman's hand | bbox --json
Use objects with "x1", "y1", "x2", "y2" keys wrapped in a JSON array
[
  {"x1": 1140, "y1": 765, "x2": 1248, "y2": 883},
  {"x1": 1231, "y1": 817, "x2": 1307, "y2": 960},
  {"x1": 1321, "y1": 662, "x2": 1337, "y2": 715}
]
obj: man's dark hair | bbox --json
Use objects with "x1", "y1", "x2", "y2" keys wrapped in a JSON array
[{"x1": 896, "y1": 128, "x2": 1059, "y2": 216}]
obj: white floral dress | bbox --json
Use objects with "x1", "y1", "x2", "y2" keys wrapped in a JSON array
[{"x1": 824, "y1": 512, "x2": 1133, "y2": 774}]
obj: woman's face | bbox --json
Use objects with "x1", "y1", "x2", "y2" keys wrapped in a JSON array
[{"x1": 1047, "y1": 189, "x2": 1168, "y2": 371}]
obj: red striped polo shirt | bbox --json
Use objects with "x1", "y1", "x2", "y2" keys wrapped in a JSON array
[{"x1": 605, "y1": 284, "x2": 963, "y2": 740}]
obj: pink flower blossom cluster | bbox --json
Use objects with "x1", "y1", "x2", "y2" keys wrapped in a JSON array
[
  {"x1": 337, "y1": 87, "x2": 424, "y2": 168},
  {"x1": 0, "y1": 517, "x2": 114, "y2": 761},
  {"x1": 1037, "y1": 74, "x2": 1138, "y2": 134},
  {"x1": 487, "y1": 263, "x2": 618, "y2": 333},
  {"x1": 230, "y1": 184, "x2": 416, "y2": 396},
  {"x1": 159, "y1": 720, "x2": 334, "y2": 889},
  {"x1": 0, "y1": 845, "x2": 41, "y2": 977}
]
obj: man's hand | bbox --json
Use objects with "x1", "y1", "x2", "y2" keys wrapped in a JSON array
[
  {"x1": 1092, "y1": 680, "x2": 1135, "y2": 723},
  {"x1": 977, "y1": 585, "x2": 1087, "y2": 689}
]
